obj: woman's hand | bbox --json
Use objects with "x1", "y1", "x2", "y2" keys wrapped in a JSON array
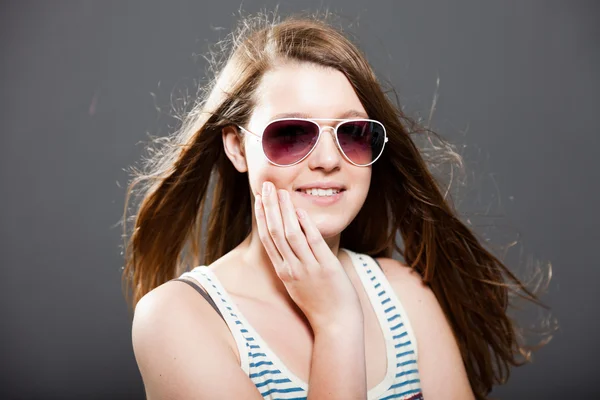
[{"x1": 254, "y1": 181, "x2": 363, "y2": 334}]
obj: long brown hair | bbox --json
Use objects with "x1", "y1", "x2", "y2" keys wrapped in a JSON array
[{"x1": 122, "y1": 11, "x2": 553, "y2": 399}]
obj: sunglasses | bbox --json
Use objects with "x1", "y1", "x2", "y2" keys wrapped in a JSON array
[{"x1": 237, "y1": 118, "x2": 388, "y2": 167}]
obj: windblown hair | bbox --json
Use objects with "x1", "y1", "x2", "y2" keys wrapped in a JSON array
[{"x1": 122, "y1": 11, "x2": 553, "y2": 399}]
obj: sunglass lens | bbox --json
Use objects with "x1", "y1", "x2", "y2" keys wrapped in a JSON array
[
  {"x1": 337, "y1": 120, "x2": 385, "y2": 165},
  {"x1": 262, "y1": 120, "x2": 319, "y2": 165}
]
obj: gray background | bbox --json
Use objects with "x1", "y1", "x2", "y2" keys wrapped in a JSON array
[{"x1": 1, "y1": 0, "x2": 598, "y2": 399}]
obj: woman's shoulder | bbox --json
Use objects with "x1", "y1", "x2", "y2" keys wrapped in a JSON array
[
  {"x1": 374, "y1": 257, "x2": 474, "y2": 398},
  {"x1": 374, "y1": 256, "x2": 422, "y2": 284},
  {"x1": 374, "y1": 256, "x2": 445, "y2": 338},
  {"x1": 134, "y1": 278, "x2": 206, "y2": 323},
  {"x1": 131, "y1": 279, "x2": 262, "y2": 399},
  {"x1": 373, "y1": 257, "x2": 429, "y2": 349},
  {"x1": 132, "y1": 278, "x2": 231, "y2": 349}
]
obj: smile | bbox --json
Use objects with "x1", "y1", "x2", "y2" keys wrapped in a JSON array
[
  {"x1": 299, "y1": 188, "x2": 341, "y2": 197},
  {"x1": 295, "y1": 189, "x2": 345, "y2": 205}
]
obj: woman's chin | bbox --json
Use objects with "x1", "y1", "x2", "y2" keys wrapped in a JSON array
[
  {"x1": 312, "y1": 220, "x2": 345, "y2": 241},
  {"x1": 305, "y1": 210, "x2": 355, "y2": 241}
]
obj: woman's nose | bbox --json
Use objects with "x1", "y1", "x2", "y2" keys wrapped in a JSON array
[{"x1": 306, "y1": 127, "x2": 342, "y2": 171}]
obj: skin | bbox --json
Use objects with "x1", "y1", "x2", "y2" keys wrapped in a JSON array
[
  {"x1": 220, "y1": 60, "x2": 475, "y2": 398},
  {"x1": 221, "y1": 61, "x2": 372, "y2": 310},
  {"x1": 132, "y1": 60, "x2": 476, "y2": 399}
]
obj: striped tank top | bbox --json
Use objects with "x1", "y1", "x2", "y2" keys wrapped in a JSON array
[{"x1": 179, "y1": 248, "x2": 424, "y2": 400}]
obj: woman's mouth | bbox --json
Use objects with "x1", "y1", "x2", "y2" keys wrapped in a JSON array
[
  {"x1": 298, "y1": 188, "x2": 341, "y2": 197},
  {"x1": 295, "y1": 188, "x2": 345, "y2": 205}
]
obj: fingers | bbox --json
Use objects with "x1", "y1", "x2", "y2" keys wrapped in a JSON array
[
  {"x1": 254, "y1": 194, "x2": 284, "y2": 268},
  {"x1": 261, "y1": 182, "x2": 297, "y2": 263},
  {"x1": 276, "y1": 188, "x2": 318, "y2": 269},
  {"x1": 296, "y1": 206, "x2": 336, "y2": 269},
  {"x1": 256, "y1": 182, "x2": 301, "y2": 281},
  {"x1": 255, "y1": 181, "x2": 323, "y2": 281}
]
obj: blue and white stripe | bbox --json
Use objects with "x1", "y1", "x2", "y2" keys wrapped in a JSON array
[
  {"x1": 181, "y1": 249, "x2": 422, "y2": 400},
  {"x1": 346, "y1": 250, "x2": 422, "y2": 400}
]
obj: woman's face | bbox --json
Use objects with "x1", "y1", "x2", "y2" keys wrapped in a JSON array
[{"x1": 243, "y1": 62, "x2": 372, "y2": 239}]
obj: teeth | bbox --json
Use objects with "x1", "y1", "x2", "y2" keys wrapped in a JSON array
[{"x1": 301, "y1": 188, "x2": 340, "y2": 197}]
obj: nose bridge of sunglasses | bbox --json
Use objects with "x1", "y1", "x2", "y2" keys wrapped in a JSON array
[
  {"x1": 320, "y1": 124, "x2": 336, "y2": 133},
  {"x1": 319, "y1": 124, "x2": 337, "y2": 139},
  {"x1": 312, "y1": 125, "x2": 344, "y2": 155}
]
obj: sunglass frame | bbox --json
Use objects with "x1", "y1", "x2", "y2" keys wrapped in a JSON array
[{"x1": 238, "y1": 117, "x2": 388, "y2": 167}]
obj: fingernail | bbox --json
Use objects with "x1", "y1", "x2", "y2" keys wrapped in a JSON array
[
  {"x1": 278, "y1": 189, "x2": 287, "y2": 203},
  {"x1": 262, "y1": 181, "x2": 271, "y2": 195},
  {"x1": 296, "y1": 209, "x2": 306, "y2": 219}
]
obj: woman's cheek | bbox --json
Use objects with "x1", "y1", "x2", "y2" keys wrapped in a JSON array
[
  {"x1": 245, "y1": 154, "x2": 270, "y2": 195},
  {"x1": 247, "y1": 166, "x2": 290, "y2": 197},
  {"x1": 247, "y1": 154, "x2": 301, "y2": 193}
]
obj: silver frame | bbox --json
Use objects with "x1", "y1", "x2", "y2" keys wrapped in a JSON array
[{"x1": 237, "y1": 118, "x2": 388, "y2": 167}]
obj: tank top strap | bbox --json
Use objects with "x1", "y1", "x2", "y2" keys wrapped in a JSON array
[
  {"x1": 180, "y1": 267, "x2": 251, "y2": 375},
  {"x1": 341, "y1": 249, "x2": 422, "y2": 399},
  {"x1": 181, "y1": 267, "x2": 308, "y2": 397}
]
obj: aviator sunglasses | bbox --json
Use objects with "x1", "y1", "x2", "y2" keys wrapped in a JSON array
[{"x1": 237, "y1": 118, "x2": 388, "y2": 167}]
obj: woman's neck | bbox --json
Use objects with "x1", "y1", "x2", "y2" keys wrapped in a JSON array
[{"x1": 219, "y1": 228, "x2": 343, "y2": 311}]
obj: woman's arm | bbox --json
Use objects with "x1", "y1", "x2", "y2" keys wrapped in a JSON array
[
  {"x1": 254, "y1": 185, "x2": 368, "y2": 398},
  {"x1": 132, "y1": 282, "x2": 264, "y2": 400},
  {"x1": 377, "y1": 257, "x2": 475, "y2": 400},
  {"x1": 134, "y1": 281, "x2": 368, "y2": 400},
  {"x1": 133, "y1": 281, "x2": 368, "y2": 399},
  {"x1": 307, "y1": 316, "x2": 367, "y2": 399}
]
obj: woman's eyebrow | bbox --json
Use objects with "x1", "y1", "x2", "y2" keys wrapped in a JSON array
[
  {"x1": 338, "y1": 110, "x2": 369, "y2": 119},
  {"x1": 270, "y1": 112, "x2": 312, "y2": 119},
  {"x1": 270, "y1": 109, "x2": 369, "y2": 120}
]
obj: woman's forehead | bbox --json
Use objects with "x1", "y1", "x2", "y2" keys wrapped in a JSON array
[
  {"x1": 267, "y1": 110, "x2": 369, "y2": 120},
  {"x1": 250, "y1": 63, "x2": 366, "y2": 125}
]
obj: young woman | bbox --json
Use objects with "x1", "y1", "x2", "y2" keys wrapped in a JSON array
[{"x1": 124, "y1": 13, "x2": 547, "y2": 400}]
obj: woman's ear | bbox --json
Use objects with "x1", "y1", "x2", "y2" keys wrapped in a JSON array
[{"x1": 222, "y1": 125, "x2": 248, "y2": 173}]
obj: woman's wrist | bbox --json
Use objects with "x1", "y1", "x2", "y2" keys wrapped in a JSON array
[{"x1": 308, "y1": 317, "x2": 367, "y2": 400}]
